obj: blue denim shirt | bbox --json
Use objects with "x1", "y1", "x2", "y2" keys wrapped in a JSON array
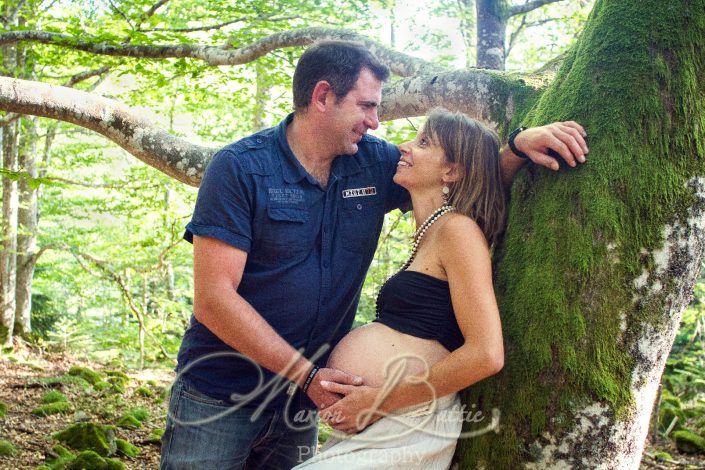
[{"x1": 178, "y1": 114, "x2": 408, "y2": 408}]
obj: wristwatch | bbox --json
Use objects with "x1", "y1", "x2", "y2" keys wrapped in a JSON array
[{"x1": 508, "y1": 127, "x2": 529, "y2": 159}]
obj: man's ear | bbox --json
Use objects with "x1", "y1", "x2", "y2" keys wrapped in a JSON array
[
  {"x1": 442, "y1": 163, "x2": 460, "y2": 184},
  {"x1": 311, "y1": 80, "x2": 333, "y2": 112}
]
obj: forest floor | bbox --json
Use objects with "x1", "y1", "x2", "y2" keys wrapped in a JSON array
[{"x1": 0, "y1": 351, "x2": 704, "y2": 469}]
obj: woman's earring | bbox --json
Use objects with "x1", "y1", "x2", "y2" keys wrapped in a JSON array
[{"x1": 442, "y1": 185, "x2": 450, "y2": 203}]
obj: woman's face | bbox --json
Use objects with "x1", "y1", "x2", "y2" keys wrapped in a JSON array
[{"x1": 394, "y1": 130, "x2": 450, "y2": 191}]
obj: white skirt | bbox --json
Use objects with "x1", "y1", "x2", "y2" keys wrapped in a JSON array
[{"x1": 293, "y1": 393, "x2": 462, "y2": 470}]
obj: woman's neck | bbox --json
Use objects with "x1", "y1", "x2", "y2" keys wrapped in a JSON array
[{"x1": 410, "y1": 191, "x2": 448, "y2": 229}]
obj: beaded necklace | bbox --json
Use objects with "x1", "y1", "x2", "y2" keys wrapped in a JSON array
[{"x1": 375, "y1": 204, "x2": 455, "y2": 316}]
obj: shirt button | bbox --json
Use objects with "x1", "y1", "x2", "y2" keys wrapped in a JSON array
[
  {"x1": 356, "y1": 203, "x2": 362, "y2": 210},
  {"x1": 256, "y1": 138, "x2": 262, "y2": 143}
]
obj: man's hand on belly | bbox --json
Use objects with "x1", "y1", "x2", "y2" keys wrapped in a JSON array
[
  {"x1": 305, "y1": 368, "x2": 364, "y2": 411},
  {"x1": 319, "y1": 382, "x2": 382, "y2": 435}
]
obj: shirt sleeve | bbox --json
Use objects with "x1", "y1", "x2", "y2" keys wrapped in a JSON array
[
  {"x1": 184, "y1": 149, "x2": 253, "y2": 252},
  {"x1": 382, "y1": 140, "x2": 411, "y2": 213}
]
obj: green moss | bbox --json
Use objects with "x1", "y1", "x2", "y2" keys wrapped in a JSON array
[
  {"x1": 456, "y1": 0, "x2": 705, "y2": 466},
  {"x1": 53, "y1": 422, "x2": 117, "y2": 456},
  {"x1": 673, "y1": 429, "x2": 705, "y2": 454},
  {"x1": 653, "y1": 451, "x2": 673, "y2": 461},
  {"x1": 0, "y1": 439, "x2": 16, "y2": 457},
  {"x1": 0, "y1": 400, "x2": 7, "y2": 418},
  {"x1": 115, "y1": 415, "x2": 140, "y2": 429},
  {"x1": 93, "y1": 381, "x2": 111, "y2": 392},
  {"x1": 146, "y1": 428, "x2": 164, "y2": 444},
  {"x1": 44, "y1": 445, "x2": 76, "y2": 470},
  {"x1": 42, "y1": 390, "x2": 68, "y2": 404},
  {"x1": 66, "y1": 450, "x2": 125, "y2": 470},
  {"x1": 127, "y1": 407, "x2": 149, "y2": 422},
  {"x1": 134, "y1": 386, "x2": 153, "y2": 397},
  {"x1": 104, "y1": 372, "x2": 129, "y2": 394},
  {"x1": 115, "y1": 438, "x2": 138, "y2": 457},
  {"x1": 68, "y1": 366, "x2": 103, "y2": 386},
  {"x1": 38, "y1": 375, "x2": 91, "y2": 391},
  {"x1": 32, "y1": 401, "x2": 71, "y2": 416}
]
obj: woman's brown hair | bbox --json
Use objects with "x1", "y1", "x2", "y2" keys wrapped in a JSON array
[{"x1": 423, "y1": 108, "x2": 507, "y2": 245}]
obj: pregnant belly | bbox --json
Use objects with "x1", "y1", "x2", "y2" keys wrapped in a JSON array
[{"x1": 327, "y1": 322, "x2": 450, "y2": 389}]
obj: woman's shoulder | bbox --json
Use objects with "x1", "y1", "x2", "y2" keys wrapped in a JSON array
[{"x1": 438, "y1": 213, "x2": 487, "y2": 246}]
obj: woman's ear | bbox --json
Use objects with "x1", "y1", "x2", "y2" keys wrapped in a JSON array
[{"x1": 442, "y1": 163, "x2": 460, "y2": 184}]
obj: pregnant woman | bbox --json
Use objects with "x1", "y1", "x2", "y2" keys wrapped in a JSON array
[{"x1": 295, "y1": 109, "x2": 508, "y2": 469}]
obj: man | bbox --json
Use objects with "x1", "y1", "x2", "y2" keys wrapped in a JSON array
[{"x1": 160, "y1": 41, "x2": 588, "y2": 469}]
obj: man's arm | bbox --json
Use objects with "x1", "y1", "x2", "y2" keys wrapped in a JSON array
[
  {"x1": 193, "y1": 235, "x2": 361, "y2": 409},
  {"x1": 500, "y1": 121, "x2": 589, "y2": 189}
]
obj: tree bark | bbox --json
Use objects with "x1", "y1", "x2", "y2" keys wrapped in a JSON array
[
  {"x1": 456, "y1": 0, "x2": 705, "y2": 466},
  {"x1": 1, "y1": 120, "x2": 19, "y2": 346},
  {"x1": 476, "y1": 0, "x2": 507, "y2": 70},
  {"x1": 14, "y1": 116, "x2": 37, "y2": 335}
]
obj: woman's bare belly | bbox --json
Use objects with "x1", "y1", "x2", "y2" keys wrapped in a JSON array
[{"x1": 327, "y1": 322, "x2": 450, "y2": 388}]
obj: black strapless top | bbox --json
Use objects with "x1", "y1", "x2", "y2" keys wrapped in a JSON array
[{"x1": 374, "y1": 270, "x2": 464, "y2": 352}]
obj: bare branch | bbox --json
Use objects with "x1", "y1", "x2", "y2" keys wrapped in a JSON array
[
  {"x1": 0, "y1": 76, "x2": 215, "y2": 186},
  {"x1": 0, "y1": 66, "x2": 110, "y2": 128},
  {"x1": 0, "y1": 27, "x2": 441, "y2": 77},
  {"x1": 508, "y1": 0, "x2": 565, "y2": 18},
  {"x1": 379, "y1": 69, "x2": 537, "y2": 126},
  {"x1": 506, "y1": 14, "x2": 529, "y2": 56}
]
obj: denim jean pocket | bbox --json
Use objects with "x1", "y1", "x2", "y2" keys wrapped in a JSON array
[{"x1": 179, "y1": 380, "x2": 230, "y2": 407}]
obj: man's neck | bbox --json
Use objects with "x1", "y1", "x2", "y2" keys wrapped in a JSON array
[{"x1": 286, "y1": 114, "x2": 336, "y2": 187}]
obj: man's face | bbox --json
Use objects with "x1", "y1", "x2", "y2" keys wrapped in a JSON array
[{"x1": 326, "y1": 68, "x2": 382, "y2": 155}]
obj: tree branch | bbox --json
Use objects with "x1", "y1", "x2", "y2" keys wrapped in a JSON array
[
  {"x1": 508, "y1": 0, "x2": 565, "y2": 18},
  {"x1": 142, "y1": 0, "x2": 170, "y2": 21},
  {"x1": 379, "y1": 69, "x2": 538, "y2": 126},
  {"x1": 0, "y1": 76, "x2": 215, "y2": 186},
  {"x1": 0, "y1": 27, "x2": 441, "y2": 77}
]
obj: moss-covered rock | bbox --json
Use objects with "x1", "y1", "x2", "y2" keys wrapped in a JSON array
[
  {"x1": 45, "y1": 444, "x2": 76, "y2": 469},
  {"x1": 146, "y1": 428, "x2": 164, "y2": 444},
  {"x1": 66, "y1": 450, "x2": 125, "y2": 469},
  {"x1": 33, "y1": 401, "x2": 71, "y2": 417},
  {"x1": 116, "y1": 407, "x2": 149, "y2": 429},
  {"x1": 104, "y1": 372, "x2": 129, "y2": 394},
  {"x1": 0, "y1": 400, "x2": 7, "y2": 418},
  {"x1": 115, "y1": 438, "x2": 138, "y2": 458},
  {"x1": 93, "y1": 381, "x2": 111, "y2": 392},
  {"x1": 53, "y1": 422, "x2": 117, "y2": 456},
  {"x1": 673, "y1": 429, "x2": 705, "y2": 454},
  {"x1": 42, "y1": 390, "x2": 68, "y2": 404},
  {"x1": 0, "y1": 439, "x2": 16, "y2": 457},
  {"x1": 134, "y1": 386, "x2": 153, "y2": 398},
  {"x1": 115, "y1": 414, "x2": 141, "y2": 430},
  {"x1": 68, "y1": 366, "x2": 103, "y2": 386},
  {"x1": 38, "y1": 375, "x2": 91, "y2": 391}
]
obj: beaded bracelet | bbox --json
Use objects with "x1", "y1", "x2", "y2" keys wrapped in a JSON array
[{"x1": 302, "y1": 366, "x2": 320, "y2": 393}]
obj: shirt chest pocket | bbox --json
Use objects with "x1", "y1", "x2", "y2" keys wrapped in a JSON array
[
  {"x1": 257, "y1": 206, "x2": 313, "y2": 261},
  {"x1": 339, "y1": 197, "x2": 384, "y2": 253}
]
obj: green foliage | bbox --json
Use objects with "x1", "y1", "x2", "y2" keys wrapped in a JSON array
[
  {"x1": 0, "y1": 401, "x2": 7, "y2": 418},
  {"x1": 42, "y1": 390, "x2": 68, "y2": 404},
  {"x1": 115, "y1": 414, "x2": 141, "y2": 430},
  {"x1": 672, "y1": 429, "x2": 705, "y2": 454},
  {"x1": 68, "y1": 367, "x2": 103, "y2": 386},
  {"x1": 32, "y1": 401, "x2": 72, "y2": 417},
  {"x1": 0, "y1": 440, "x2": 16, "y2": 457},
  {"x1": 115, "y1": 438, "x2": 139, "y2": 458},
  {"x1": 53, "y1": 423, "x2": 117, "y2": 457}
]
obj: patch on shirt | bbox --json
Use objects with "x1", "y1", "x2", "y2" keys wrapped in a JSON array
[
  {"x1": 268, "y1": 187, "x2": 304, "y2": 205},
  {"x1": 342, "y1": 186, "x2": 377, "y2": 198}
]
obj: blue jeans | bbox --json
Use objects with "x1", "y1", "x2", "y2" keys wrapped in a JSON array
[{"x1": 160, "y1": 376, "x2": 319, "y2": 470}]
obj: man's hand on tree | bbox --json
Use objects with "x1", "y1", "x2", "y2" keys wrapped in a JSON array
[
  {"x1": 515, "y1": 121, "x2": 589, "y2": 171},
  {"x1": 305, "y1": 367, "x2": 363, "y2": 411}
]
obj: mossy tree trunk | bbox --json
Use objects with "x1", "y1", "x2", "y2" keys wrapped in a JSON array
[{"x1": 455, "y1": 0, "x2": 705, "y2": 467}]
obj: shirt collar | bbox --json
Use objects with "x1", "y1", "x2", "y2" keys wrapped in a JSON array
[{"x1": 277, "y1": 113, "x2": 310, "y2": 184}]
